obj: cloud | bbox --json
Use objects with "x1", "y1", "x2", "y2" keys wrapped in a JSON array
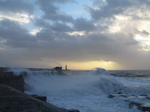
[
  {"x1": 36, "y1": 0, "x2": 74, "y2": 22},
  {"x1": 0, "y1": 13, "x2": 33, "y2": 23},
  {"x1": 0, "y1": 19, "x2": 36, "y2": 48},
  {"x1": 51, "y1": 22, "x2": 72, "y2": 32},
  {"x1": 0, "y1": 0, "x2": 34, "y2": 24},
  {"x1": 87, "y1": 0, "x2": 131, "y2": 20},
  {"x1": 0, "y1": 0, "x2": 34, "y2": 14},
  {"x1": 0, "y1": 0, "x2": 150, "y2": 69},
  {"x1": 136, "y1": 29, "x2": 150, "y2": 37},
  {"x1": 87, "y1": 0, "x2": 150, "y2": 21},
  {"x1": 73, "y1": 18, "x2": 96, "y2": 31}
]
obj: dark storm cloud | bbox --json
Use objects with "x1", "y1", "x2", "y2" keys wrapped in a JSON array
[
  {"x1": 31, "y1": 32, "x2": 139, "y2": 63},
  {"x1": 88, "y1": 0, "x2": 150, "y2": 21},
  {"x1": 0, "y1": 0, "x2": 150, "y2": 69},
  {"x1": 34, "y1": 19, "x2": 50, "y2": 28},
  {"x1": 0, "y1": 18, "x2": 149, "y2": 69},
  {"x1": 133, "y1": 0, "x2": 150, "y2": 7},
  {"x1": 88, "y1": 0, "x2": 131, "y2": 20},
  {"x1": 36, "y1": 0, "x2": 74, "y2": 22},
  {"x1": 44, "y1": 14, "x2": 74, "y2": 23},
  {"x1": 73, "y1": 18, "x2": 96, "y2": 31},
  {"x1": 0, "y1": 19, "x2": 36, "y2": 48},
  {"x1": 0, "y1": 0, "x2": 33, "y2": 14},
  {"x1": 81, "y1": 33, "x2": 139, "y2": 61},
  {"x1": 37, "y1": 0, "x2": 75, "y2": 4},
  {"x1": 51, "y1": 22, "x2": 72, "y2": 32}
]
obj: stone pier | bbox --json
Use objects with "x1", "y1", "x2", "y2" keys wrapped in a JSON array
[{"x1": 0, "y1": 72, "x2": 24, "y2": 92}]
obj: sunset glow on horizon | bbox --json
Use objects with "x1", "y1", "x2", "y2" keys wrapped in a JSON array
[
  {"x1": 0, "y1": 0, "x2": 150, "y2": 70},
  {"x1": 59, "y1": 61, "x2": 122, "y2": 70}
]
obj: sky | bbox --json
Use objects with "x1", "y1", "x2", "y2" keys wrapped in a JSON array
[{"x1": 0, "y1": 0, "x2": 150, "y2": 70}]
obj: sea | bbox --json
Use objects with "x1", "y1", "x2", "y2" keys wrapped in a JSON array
[{"x1": 8, "y1": 68, "x2": 150, "y2": 112}]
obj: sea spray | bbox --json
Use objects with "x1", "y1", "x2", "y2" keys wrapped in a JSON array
[
  {"x1": 115, "y1": 76, "x2": 150, "y2": 95},
  {"x1": 25, "y1": 70, "x2": 102, "y2": 96},
  {"x1": 7, "y1": 67, "x2": 57, "y2": 76},
  {"x1": 7, "y1": 68, "x2": 30, "y2": 76},
  {"x1": 97, "y1": 75, "x2": 124, "y2": 94},
  {"x1": 92, "y1": 68, "x2": 125, "y2": 94},
  {"x1": 8, "y1": 67, "x2": 146, "y2": 112}
]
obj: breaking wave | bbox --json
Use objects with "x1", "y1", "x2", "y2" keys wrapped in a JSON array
[{"x1": 8, "y1": 67, "x2": 150, "y2": 112}]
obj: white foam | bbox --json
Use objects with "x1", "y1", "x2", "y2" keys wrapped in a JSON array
[{"x1": 23, "y1": 68, "x2": 146, "y2": 112}]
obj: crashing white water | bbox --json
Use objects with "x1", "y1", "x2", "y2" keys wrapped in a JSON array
[{"x1": 9, "y1": 68, "x2": 150, "y2": 112}]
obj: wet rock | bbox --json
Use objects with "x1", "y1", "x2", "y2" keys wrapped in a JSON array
[
  {"x1": 108, "y1": 93, "x2": 150, "y2": 112},
  {"x1": 67, "y1": 109, "x2": 80, "y2": 112},
  {"x1": 140, "y1": 94, "x2": 148, "y2": 97},
  {"x1": 0, "y1": 67, "x2": 9, "y2": 72},
  {"x1": 31, "y1": 94, "x2": 47, "y2": 102},
  {"x1": 108, "y1": 94, "x2": 128, "y2": 98},
  {"x1": 0, "y1": 84, "x2": 68, "y2": 112},
  {"x1": 108, "y1": 94, "x2": 115, "y2": 98},
  {"x1": 0, "y1": 72, "x2": 24, "y2": 92},
  {"x1": 139, "y1": 104, "x2": 150, "y2": 112},
  {"x1": 129, "y1": 101, "x2": 150, "y2": 112},
  {"x1": 129, "y1": 101, "x2": 142, "y2": 109}
]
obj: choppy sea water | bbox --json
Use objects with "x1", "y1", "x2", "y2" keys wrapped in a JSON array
[{"x1": 9, "y1": 68, "x2": 150, "y2": 112}]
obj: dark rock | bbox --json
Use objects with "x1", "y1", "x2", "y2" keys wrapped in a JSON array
[
  {"x1": 0, "y1": 72, "x2": 24, "y2": 92},
  {"x1": 0, "y1": 67, "x2": 9, "y2": 72},
  {"x1": 108, "y1": 94, "x2": 115, "y2": 98},
  {"x1": 31, "y1": 94, "x2": 47, "y2": 102},
  {"x1": 140, "y1": 94, "x2": 148, "y2": 97},
  {"x1": 109, "y1": 93, "x2": 150, "y2": 112},
  {"x1": 0, "y1": 84, "x2": 68, "y2": 112},
  {"x1": 108, "y1": 94, "x2": 128, "y2": 98},
  {"x1": 120, "y1": 94, "x2": 128, "y2": 98},
  {"x1": 54, "y1": 67, "x2": 65, "y2": 75},
  {"x1": 139, "y1": 104, "x2": 150, "y2": 111},
  {"x1": 129, "y1": 101, "x2": 150, "y2": 111},
  {"x1": 146, "y1": 96, "x2": 150, "y2": 100},
  {"x1": 129, "y1": 101, "x2": 142, "y2": 109},
  {"x1": 67, "y1": 109, "x2": 80, "y2": 112}
]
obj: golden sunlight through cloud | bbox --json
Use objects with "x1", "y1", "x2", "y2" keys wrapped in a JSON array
[{"x1": 60, "y1": 61, "x2": 122, "y2": 70}]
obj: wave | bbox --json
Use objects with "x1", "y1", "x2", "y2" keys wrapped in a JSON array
[
  {"x1": 8, "y1": 67, "x2": 150, "y2": 96},
  {"x1": 8, "y1": 67, "x2": 150, "y2": 112}
]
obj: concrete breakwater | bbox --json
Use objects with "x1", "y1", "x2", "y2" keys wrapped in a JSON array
[
  {"x1": 0, "y1": 67, "x2": 79, "y2": 112},
  {"x1": 0, "y1": 84, "x2": 68, "y2": 112},
  {"x1": 0, "y1": 66, "x2": 71, "y2": 75},
  {"x1": 0, "y1": 72, "x2": 24, "y2": 92}
]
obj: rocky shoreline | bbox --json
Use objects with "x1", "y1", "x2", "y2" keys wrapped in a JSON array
[
  {"x1": 0, "y1": 67, "x2": 80, "y2": 112},
  {"x1": 108, "y1": 93, "x2": 150, "y2": 112}
]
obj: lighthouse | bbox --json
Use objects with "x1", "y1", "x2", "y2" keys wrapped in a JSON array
[
  {"x1": 65, "y1": 65, "x2": 67, "y2": 70},
  {"x1": 63, "y1": 65, "x2": 71, "y2": 75}
]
